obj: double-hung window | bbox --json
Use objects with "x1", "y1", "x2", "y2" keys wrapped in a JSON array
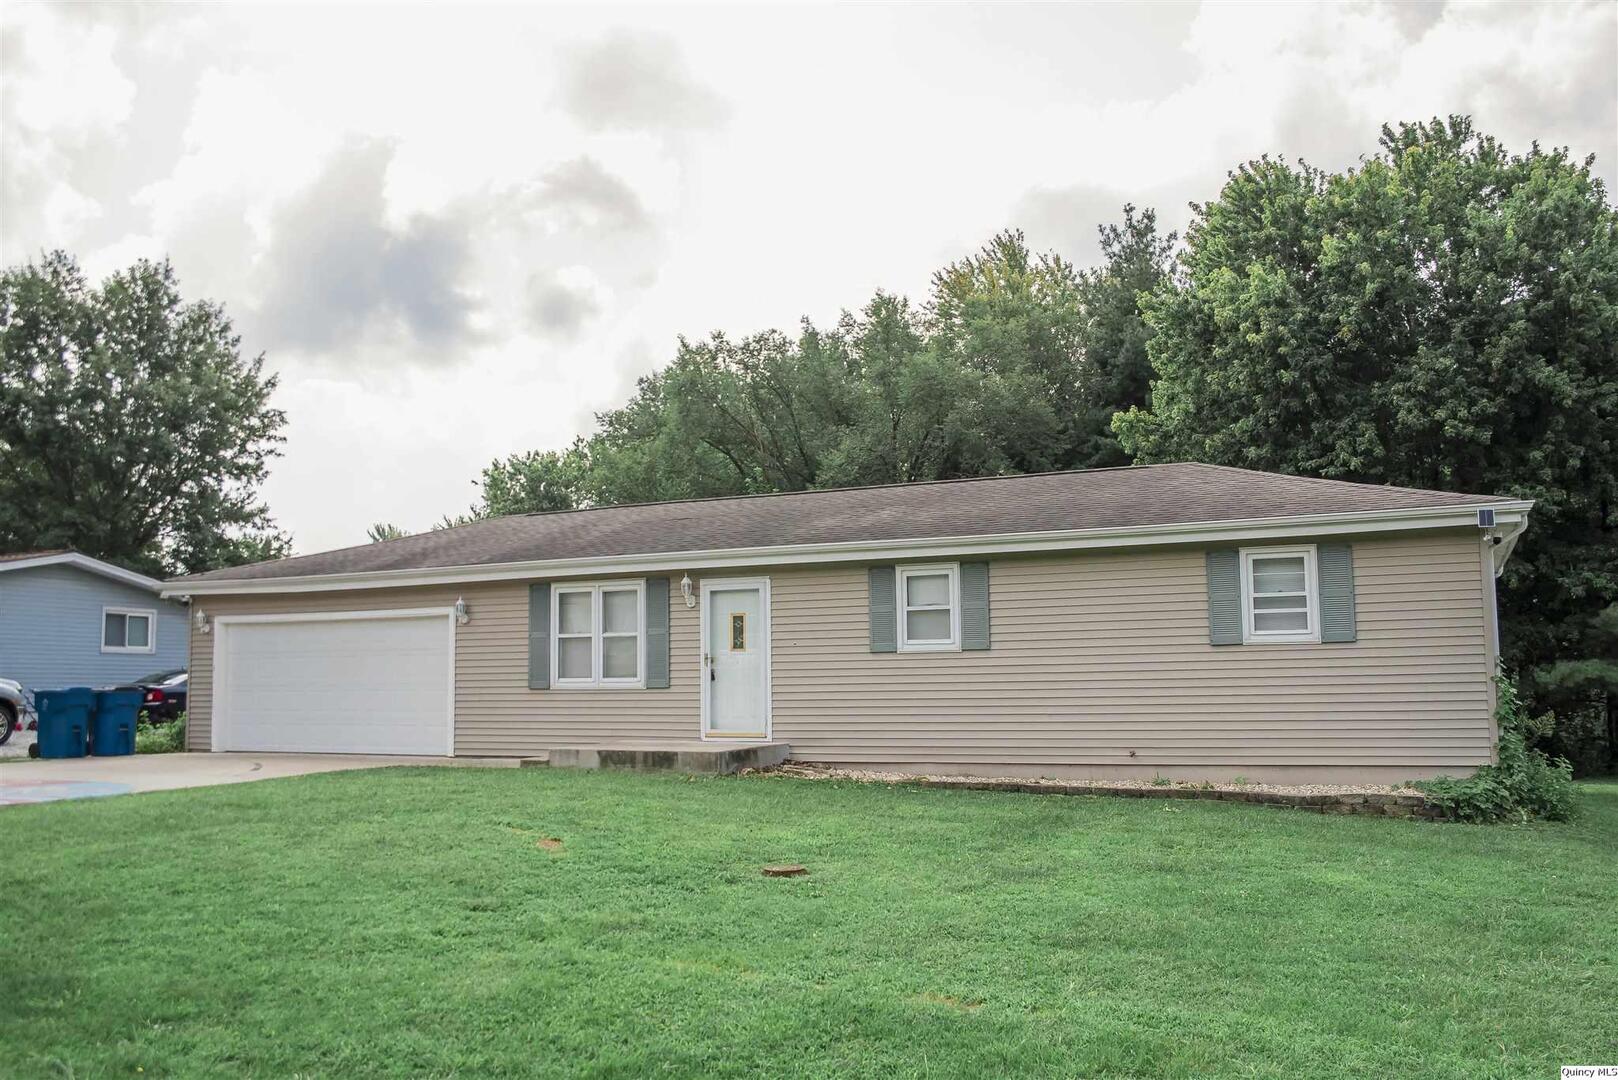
[
  {"x1": 102, "y1": 607, "x2": 156, "y2": 654},
  {"x1": 898, "y1": 563, "x2": 960, "y2": 652},
  {"x1": 1240, "y1": 546, "x2": 1319, "y2": 644},
  {"x1": 553, "y1": 582, "x2": 644, "y2": 686}
]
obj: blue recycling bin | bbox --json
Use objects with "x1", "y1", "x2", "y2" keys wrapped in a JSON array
[
  {"x1": 92, "y1": 689, "x2": 142, "y2": 756},
  {"x1": 35, "y1": 687, "x2": 93, "y2": 759}
]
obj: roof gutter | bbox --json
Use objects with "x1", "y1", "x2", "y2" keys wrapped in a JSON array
[
  {"x1": 1, "y1": 552, "x2": 165, "y2": 593},
  {"x1": 163, "y1": 499, "x2": 1534, "y2": 598}
]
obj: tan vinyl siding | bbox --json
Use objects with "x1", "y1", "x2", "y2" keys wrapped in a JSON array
[
  {"x1": 186, "y1": 578, "x2": 699, "y2": 755},
  {"x1": 771, "y1": 532, "x2": 1492, "y2": 769},
  {"x1": 185, "y1": 530, "x2": 1494, "y2": 773}
]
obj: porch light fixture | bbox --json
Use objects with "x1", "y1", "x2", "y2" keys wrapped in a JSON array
[
  {"x1": 680, "y1": 573, "x2": 696, "y2": 608},
  {"x1": 193, "y1": 608, "x2": 211, "y2": 635},
  {"x1": 454, "y1": 596, "x2": 470, "y2": 625}
]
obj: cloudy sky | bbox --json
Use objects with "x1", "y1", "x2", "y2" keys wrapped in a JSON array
[{"x1": 3, "y1": 2, "x2": 1614, "y2": 554}]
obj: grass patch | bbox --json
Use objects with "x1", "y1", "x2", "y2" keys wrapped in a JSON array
[{"x1": 3, "y1": 769, "x2": 1615, "y2": 1078}]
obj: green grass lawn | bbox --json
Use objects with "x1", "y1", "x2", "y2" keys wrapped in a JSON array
[{"x1": 4, "y1": 770, "x2": 1616, "y2": 1079}]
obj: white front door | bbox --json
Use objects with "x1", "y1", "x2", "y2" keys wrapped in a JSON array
[{"x1": 702, "y1": 579, "x2": 770, "y2": 738}]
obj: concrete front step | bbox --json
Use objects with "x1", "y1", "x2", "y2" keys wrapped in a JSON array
[{"x1": 535, "y1": 741, "x2": 790, "y2": 775}]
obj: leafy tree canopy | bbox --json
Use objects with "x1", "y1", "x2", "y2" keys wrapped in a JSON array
[
  {"x1": 454, "y1": 216, "x2": 1171, "y2": 520},
  {"x1": 437, "y1": 448, "x2": 589, "y2": 529},
  {"x1": 0, "y1": 252, "x2": 290, "y2": 577},
  {"x1": 1114, "y1": 116, "x2": 1618, "y2": 758},
  {"x1": 1532, "y1": 602, "x2": 1618, "y2": 772}
]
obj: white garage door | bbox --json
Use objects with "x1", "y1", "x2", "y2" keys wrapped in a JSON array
[{"x1": 216, "y1": 611, "x2": 453, "y2": 755}]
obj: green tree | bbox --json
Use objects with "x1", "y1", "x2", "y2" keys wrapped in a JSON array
[
  {"x1": 632, "y1": 328, "x2": 847, "y2": 495},
  {"x1": 1071, "y1": 205, "x2": 1176, "y2": 467},
  {"x1": 0, "y1": 252, "x2": 290, "y2": 576},
  {"x1": 456, "y1": 209, "x2": 1173, "y2": 511},
  {"x1": 925, "y1": 231, "x2": 1081, "y2": 474},
  {"x1": 477, "y1": 447, "x2": 587, "y2": 515},
  {"x1": 436, "y1": 446, "x2": 591, "y2": 527},
  {"x1": 815, "y1": 292, "x2": 979, "y2": 486},
  {"x1": 1116, "y1": 117, "x2": 1618, "y2": 764},
  {"x1": 924, "y1": 220, "x2": 1174, "y2": 474},
  {"x1": 1532, "y1": 603, "x2": 1618, "y2": 772},
  {"x1": 578, "y1": 354, "x2": 778, "y2": 507},
  {"x1": 549, "y1": 225, "x2": 1169, "y2": 502},
  {"x1": 367, "y1": 523, "x2": 410, "y2": 542}
]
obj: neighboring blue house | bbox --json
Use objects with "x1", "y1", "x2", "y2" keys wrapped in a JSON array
[{"x1": 0, "y1": 550, "x2": 189, "y2": 700}]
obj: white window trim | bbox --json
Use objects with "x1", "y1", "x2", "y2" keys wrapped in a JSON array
[
  {"x1": 102, "y1": 606, "x2": 157, "y2": 654},
  {"x1": 1239, "y1": 545, "x2": 1320, "y2": 645},
  {"x1": 553, "y1": 585, "x2": 595, "y2": 686},
  {"x1": 897, "y1": 562, "x2": 961, "y2": 653},
  {"x1": 551, "y1": 580, "x2": 645, "y2": 688}
]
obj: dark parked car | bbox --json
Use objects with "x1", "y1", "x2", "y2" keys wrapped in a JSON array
[{"x1": 116, "y1": 669, "x2": 188, "y2": 723}]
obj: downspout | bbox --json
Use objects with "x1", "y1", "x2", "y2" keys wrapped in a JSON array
[
  {"x1": 1486, "y1": 515, "x2": 1530, "y2": 659},
  {"x1": 1481, "y1": 513, "x2": 1530, "y2": 761}
]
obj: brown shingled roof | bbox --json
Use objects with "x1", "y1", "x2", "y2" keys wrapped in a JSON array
[{"x1": 171, "y1": 463, "x2": 1517, "y2": 586}]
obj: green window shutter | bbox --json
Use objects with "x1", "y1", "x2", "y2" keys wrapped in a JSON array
[
  {"x1": 868, "y1": 566, "x2": 897, "y2": 653},
  {"x1": 1318, "y1": 544, "x2": 1357, "y2": 643},
  {"x1": 528, "y1": 582, "x2": 551, "y2": 689},
  {"x1": 1205, "y1": 550, "x2": 1242, "y2": 646},
  {"x1": 960, "y1": 561, "x2": 990, "y2": 650},
  {"x1": 645, "y1": 577, "x2": 671, "y2": 688}
]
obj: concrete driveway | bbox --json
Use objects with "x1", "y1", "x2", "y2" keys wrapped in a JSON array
[{"x1": 0, "y1": 752, "x2": 508, "y2": 806}]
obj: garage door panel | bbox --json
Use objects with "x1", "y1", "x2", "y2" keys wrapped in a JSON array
[{"x1": 220, "y1": 614, "x2": 452, "y2": 755}]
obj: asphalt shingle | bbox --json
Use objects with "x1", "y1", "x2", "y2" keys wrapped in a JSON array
[{"x1": 170, "y1": 463, "x2": 1515, "y2": 585}]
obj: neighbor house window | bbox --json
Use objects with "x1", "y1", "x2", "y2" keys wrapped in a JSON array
[
  {"x1": 1240, "y1": 546, "x2": 1319, "y2": 644},
  {"x1": 898, "y1": 563, "x2": 960, "y2": 651},
  {"x1": 552, "y1": 582, "x2": 644, "y2": 686},
  {"x1": 103, "y1": 607, "x2": 156, "y2": 654}
]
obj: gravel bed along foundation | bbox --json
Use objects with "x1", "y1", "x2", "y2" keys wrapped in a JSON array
[{"x1": 756, "y1": 762, "x2": 1445, "y2": 819}]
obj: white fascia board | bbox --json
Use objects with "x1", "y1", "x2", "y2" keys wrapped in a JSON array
[
  {"x1": 162, "y1": 500, "x2": 1534, "y2": 598},
  {"x1": 0, "y1": 552, "x2": 165, "y2": 593}
]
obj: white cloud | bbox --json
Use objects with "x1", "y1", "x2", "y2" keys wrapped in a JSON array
[
  {"x1": 2, "y1": 7, "x2": 134, "y2": 137},
  {"x1": 559, "y1": 28, "x2": 729, "y2": 134},
  {"x1": 0, "y1": 5, "x2": 135, "y2": 260},
  {"x1": 997, "y1": 0, "x2": 1618, "y2": 251},
  {"x1": 528, "y1": 266, "x2": 606, "y2": 340},
  {"x1": 249, "y1": 137, "x2": 480, "y2": 358},
  {"x1": 534, "y1": 156, "x2": 654, "y2": 234}
]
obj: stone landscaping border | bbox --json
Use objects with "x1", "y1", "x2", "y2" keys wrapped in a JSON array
[
  {"x1": 759, "y1": 763, "x2": 1446, "y2": 820},
  {"x1": 908, "y1": 776, "x2": 1445, "y2": 819}
]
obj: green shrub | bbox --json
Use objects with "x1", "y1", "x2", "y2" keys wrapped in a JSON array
[
  {"x1": 136, "y1": 713, "x2": 186, "y2": 754},
  {"x1": 1417, "y1": 679, "x2": 1577, "y2": 823}
]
